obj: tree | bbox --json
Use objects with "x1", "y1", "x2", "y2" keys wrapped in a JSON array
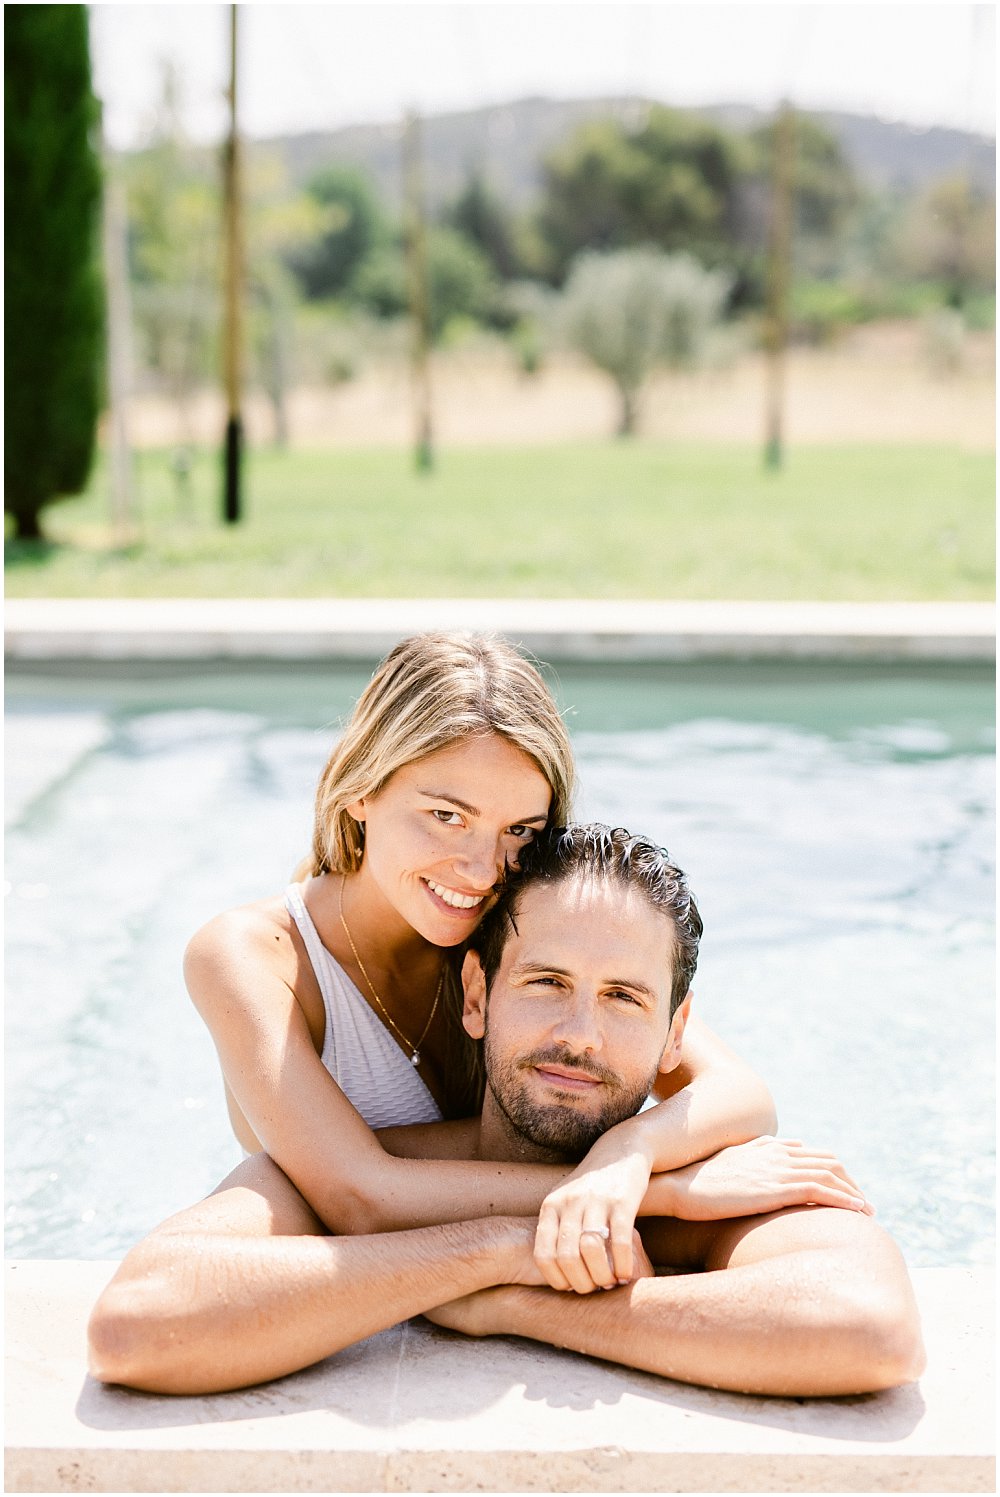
[
  {"x1": 561, "y1": 248, "x2": 731, "y2": 436},
  {"x1": 536, "y1": 108, "x2": 743, "y2": 283},
  {"x1": 287, "y1": 164, "x2": 386, "y2": 300},
  {"x1": 892, "y1": 175, "x2": 995, "y2": 310},
  {"x1": 244, "y1": 151, "x2": 333, "y2": 446},
  {"x1": 352, "y1": 226, "x2": 493, "y2": 341},
  {"x1": 123, "y1": 75, "x2": 221, "y2": 441},
  {"x1": 442, "y1": 172, "x2": 522, "y2": 280},
  {"x1": 5, "y1": 5, "x2": 103, "y2": 540},
  {"x1": 736, "y1": 113, "x2": 861, "y2": 285}
]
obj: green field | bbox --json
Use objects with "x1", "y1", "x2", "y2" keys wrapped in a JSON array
[{"x1": 4, "y1": 442, "x2": 994, "y2": 599}]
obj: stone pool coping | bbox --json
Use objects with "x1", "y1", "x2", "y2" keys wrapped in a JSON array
[
  {"x1": 5, "y1": 1261, "x2": 994, "y2": 1493},
  {"x1": 4, "y1": 597, "x2": 995, "y2": 662}
]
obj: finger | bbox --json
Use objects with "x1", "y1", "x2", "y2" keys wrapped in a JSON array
[
  {"x1": 789, "y1": 1181, "x2": 874, "y2": 1214},
  {"x1": 577, "y1": 1227, "x2": 617, "y2": 1290},
  {"x1": 555, "y1": 1231, "x2": 603, "y2": 1294},
  {"x1": 785, "y1": 1145, "x2": 865, "y2": 1194},
  {"x1": 797, "y1": 1164, "x2": 869, "y2": 1204},
  {"x1": 787, "y1": 1152, "x2": 866, "y2": 1196},
  {"x1": 607, "y1": 1207, "x2": 635, "y2": 1283},
  {"x1": 534, "y1": 1213, "x2": 572, "y2": 1292},
  {"x1": 821, "y1": 1164, "x2": 865, "y2": 1196},
  {"x1": 547, "y1": 1203, "x2": 603, "y2": 1294}
]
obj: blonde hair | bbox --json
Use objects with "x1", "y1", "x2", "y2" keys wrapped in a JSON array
[{"x1": 308, "y1": 631, "x2": 575, "y2": 877}]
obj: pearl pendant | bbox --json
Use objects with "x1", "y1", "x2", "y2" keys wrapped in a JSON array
[{"x1": 411, "y1": 1051, "x2": 420, "y2": 1066}]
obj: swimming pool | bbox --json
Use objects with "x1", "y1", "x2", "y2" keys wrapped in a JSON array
[{"x1": 5, "y1": 658, "x2": 994, "y2": 1265}]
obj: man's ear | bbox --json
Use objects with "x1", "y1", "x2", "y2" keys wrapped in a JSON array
[
  {"x1": 658, "y1": 991, "x2": 693, "y2": 1075},
  {"x1": 461, "y1": 949, "x2": 487, "y2": 1040}
]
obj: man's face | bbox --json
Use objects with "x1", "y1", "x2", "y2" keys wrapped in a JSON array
[{"x1": 463, "y1": 873, "x2": 690, "y2": 1161}]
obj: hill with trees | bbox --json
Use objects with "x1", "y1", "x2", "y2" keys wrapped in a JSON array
[{"x1": 257, "y1": 96, "x2": 995, "y2": 213}]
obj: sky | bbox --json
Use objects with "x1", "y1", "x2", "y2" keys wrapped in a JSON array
[{"x1": 90, "y1": 2, "x2": 995, "y2": 151}]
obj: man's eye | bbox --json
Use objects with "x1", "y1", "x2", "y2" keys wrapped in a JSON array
[{"x1": 611, "y1": 990, "x2": 642, "y2": 1006}]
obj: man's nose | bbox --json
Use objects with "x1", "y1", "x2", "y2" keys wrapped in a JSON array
[{"x1": 550, "y1": 992, "x2": 603, "y2": 1055}]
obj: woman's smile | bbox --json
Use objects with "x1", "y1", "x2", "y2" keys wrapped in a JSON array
[{"x1": 422, "y1": 877, "x2": 490, "y2": 913}]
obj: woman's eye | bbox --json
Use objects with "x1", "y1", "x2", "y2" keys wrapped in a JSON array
[
  {"x1": 507, "y1": 824, "x2": 535, "y2": 841},
  {"x1": 431, "y1": 809, "x2": 462, "y2": 825}
]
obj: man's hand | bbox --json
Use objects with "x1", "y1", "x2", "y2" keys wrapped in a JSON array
[
  {"x1": 423, "y1": 1285, "x2": 510, "y2": 1338},
  {"x1": 533, "y1": 1127, "x2": 654, "y2": 1292},
  {"x1": 657, "y1": 1136, "x2": 874, "y2": 1222}
]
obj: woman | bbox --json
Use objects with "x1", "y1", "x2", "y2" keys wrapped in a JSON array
[{"x1": 186, "y1": 631, "x2": 780, "y2": 1289}]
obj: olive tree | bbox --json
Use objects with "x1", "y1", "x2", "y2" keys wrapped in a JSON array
[{"x1": 561, "y1": 247, "x2": 731, "y2": 435}]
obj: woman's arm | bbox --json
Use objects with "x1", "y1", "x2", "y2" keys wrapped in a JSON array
[
  {"x1": 185, "y1": 906, "x2": 571, "y2": 1236},
  {"x1": 636, "y1": 1013, "x2": 777, "y2": 1166}
]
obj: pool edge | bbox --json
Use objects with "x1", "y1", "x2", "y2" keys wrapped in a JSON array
[
  {"x1": 5, "y1": 598, "x2": 996, "y2": 663},
  {"x1": 5, "y1": 1261, "x2": 995, "y2": 1493}
]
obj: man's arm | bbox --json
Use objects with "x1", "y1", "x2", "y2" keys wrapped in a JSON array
[
  {"x1": 87, "y1": 1154, "x2": 538, "y2": 1396},
  {"x1": 428, "y1": 1206, "x2": 925, "y2": 1398}
]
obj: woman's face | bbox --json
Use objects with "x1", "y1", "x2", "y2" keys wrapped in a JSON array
[{"x1": 348, "y1": 734, "x2": 552, "y2": 947}]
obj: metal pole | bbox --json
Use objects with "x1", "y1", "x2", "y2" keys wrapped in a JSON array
[
  {"x1": 403, "y1": 110, "x2": 433, "y2": 473},
  {"x1": 763, "y1": 101, "x2": 795, "y2": 471},
  {"x1": 221, "y1": 3, "x2": 244, "y2": 521}
]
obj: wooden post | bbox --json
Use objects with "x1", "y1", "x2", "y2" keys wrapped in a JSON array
[
  {"x1": 763, "y1": 101, "x2": 795, "y2": 471},
  {"x1": 100, "y1": 151, "x2": 137, "y2": 543},
  {"x1": 221, "y1": 3, "x2": 244, "y2": 521},
  {"x1": 403, "y1": 110, "x2": 433, "y2": 473}
]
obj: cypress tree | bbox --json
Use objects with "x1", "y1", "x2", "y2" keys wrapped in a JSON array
[{"x1": 5, "y1": 5, "x2": 103, "y2": 540}]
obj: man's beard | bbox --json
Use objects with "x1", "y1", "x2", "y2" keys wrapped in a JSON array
[{"x1": 483, "y1": 1033, "x2": 661, "y2": 1161}]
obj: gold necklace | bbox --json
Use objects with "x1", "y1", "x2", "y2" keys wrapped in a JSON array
[{"x1": 338, "y1": 875, "x2": 443, "y2": 1067}]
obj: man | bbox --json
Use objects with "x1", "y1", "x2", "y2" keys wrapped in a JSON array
[{"x1": 88, "y1": 825, "x2": 924, "y2": 1398}]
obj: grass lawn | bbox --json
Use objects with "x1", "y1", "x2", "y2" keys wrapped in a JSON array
[{"x1": 4, "y1": 441, "x2": 994, "y2": 600}]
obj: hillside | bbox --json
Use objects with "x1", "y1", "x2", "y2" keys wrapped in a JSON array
[{"x1": 249, "y1": 95, "x2": 996, "y2": 211}]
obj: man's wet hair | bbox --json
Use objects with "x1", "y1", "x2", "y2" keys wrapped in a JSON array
[{"x1": 472, "y1": 823, "x2": 703, "y2": 1017}]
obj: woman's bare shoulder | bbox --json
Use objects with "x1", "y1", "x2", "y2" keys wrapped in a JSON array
[{"x1": 184, "y1": 894, "x2": 299, "y2": 985}]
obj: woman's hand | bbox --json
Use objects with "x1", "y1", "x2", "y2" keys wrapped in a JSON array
[
  {"x1": 533, "y1": 1127, "x2": 654, "y2": 1292},
  {"x1": 426, "y1": 1227, "x2": 656, "y2": 1336},
  {"x1": 660, "y1": 1136, "x2": 874, "y2": 1222}
]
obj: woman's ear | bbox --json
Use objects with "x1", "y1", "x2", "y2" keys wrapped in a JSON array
[
  {"x1": 462, "y1": 950, "x2": 487, "y2": 1040},
  {"x1": 344, "y1": 797, "x2": 367, "y2": 824},
  {"x1": 658, "y1": 991, "x2": 693, "y2": 1076}
]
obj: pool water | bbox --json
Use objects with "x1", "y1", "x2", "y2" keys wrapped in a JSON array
[{"x1": 5, "y1": 659, "x2": 994, "y2": 1266}]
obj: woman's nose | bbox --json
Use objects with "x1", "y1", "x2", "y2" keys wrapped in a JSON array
[{"x1": 455, "y1": 831, "x2": 505, "y2": 888}]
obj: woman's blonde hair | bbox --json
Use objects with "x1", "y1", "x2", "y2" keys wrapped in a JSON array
[{"x1": 308, "y1": 631, "x2": 575, "y2": 877}]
